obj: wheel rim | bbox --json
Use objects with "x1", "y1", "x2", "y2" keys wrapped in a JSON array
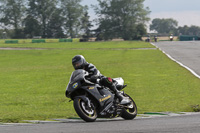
[
  {"x1": 80, "y1": 101, "x2": 94, "y2": 115},
  {"x1": 127, "y1": 101, "x2": 137, "y2": 114},
  {"x1": 79, "y1": 99, "x2": 96, "y2": 118},
  {"x1": 125, "y1": 96, "x2": 137, "y2": 114}
]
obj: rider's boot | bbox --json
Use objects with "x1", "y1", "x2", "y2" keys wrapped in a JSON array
[
  {"x1": 111, "y1": 85, "x2": 130, "y2": 105},
  {"x1": 99, "y1": 77, "x2": 130, "y2": 105}
]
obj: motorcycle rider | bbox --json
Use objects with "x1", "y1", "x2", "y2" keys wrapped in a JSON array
[{"x1": 72, "y1": 55, "x2": 130, "y2": 105}]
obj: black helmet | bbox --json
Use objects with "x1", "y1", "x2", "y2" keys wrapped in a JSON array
[{"x1": 72, "y1": 55, "x2": 87, "y2": 70}]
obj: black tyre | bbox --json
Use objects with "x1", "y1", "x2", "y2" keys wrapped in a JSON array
[
  {"x1": 73, "y1": 97, "x2": 97, "y2": 122},
  {"x1": 121, "y1": 94, "x2": 137, "y2": 120}
]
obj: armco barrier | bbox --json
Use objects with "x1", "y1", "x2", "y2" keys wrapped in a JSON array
[
  {"x1": 3, "y1": 39, "x2": 73, "y2": 44},
  {"x1": 179, "y1": 35, "x2": 198, "y2": 41},
  {"x1": 5, "y1": 40, "x2": 19, "y2": 44},
  {"x1": 59, "y1": 39, "x2": 72, "y2": 42},
  {"x1": 45, "y1": 39, "x2": 59, "y2": 43},
  {"x1": 73, "y1": 38, "x2": 80, "y2": 42},
  {"x1": 32, "y1": 39, "x2": 45, "y2": 43},
  {"x1": 18, "y1": 40, "x2": 32, "y2": 43}
]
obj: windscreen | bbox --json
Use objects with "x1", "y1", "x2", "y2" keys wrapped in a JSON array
[{"x1": 69, "y1": 69, "x2": 86, "y2": 83}]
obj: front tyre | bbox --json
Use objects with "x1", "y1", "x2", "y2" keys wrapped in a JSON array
[
  {"x1": 73, "y1": 97, "x2": 97, "y2": 122},
  {"x1": 121, "y1": 94, "x2": 137, "y2": 120}
]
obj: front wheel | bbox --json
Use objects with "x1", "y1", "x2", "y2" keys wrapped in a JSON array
[
  {"x1": 121, "y1": 94, "x2": 137, "y2": 120},
  {"x1": 73, "y1": 97, "x2": 97, "y2": 122}
]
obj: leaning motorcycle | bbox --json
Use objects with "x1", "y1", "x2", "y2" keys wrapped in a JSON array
[{"x1": 65, "y1": 69, "x2": 137, "y2": 122}]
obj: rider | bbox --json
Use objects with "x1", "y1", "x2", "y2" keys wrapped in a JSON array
[{"x1": 72, "y1": 55, "x2": 130, "y2": 105}]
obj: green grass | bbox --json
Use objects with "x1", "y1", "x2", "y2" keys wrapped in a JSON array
[
  {"x1": 0, "y1": 41, "x2": 154, "y2": 49},
  {"x1": 0, "y1": 41, "x2": 200, "y2": 123}
]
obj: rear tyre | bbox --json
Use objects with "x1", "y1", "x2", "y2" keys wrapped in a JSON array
[
  {"x1": 121, "y1": 94, "x2": 137, "y2": 120},
  {"x1": 73, "y1": 97, "x2": 97, "y2": 122}
]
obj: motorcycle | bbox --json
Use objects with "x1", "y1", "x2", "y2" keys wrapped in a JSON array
[{"x1": 65, "y1": 69, "x2": 137, "y2": 122}]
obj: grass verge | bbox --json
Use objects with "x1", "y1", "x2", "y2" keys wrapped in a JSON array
[{"x1": 0, "y1": 41, "x2": 154, "y2": 49}]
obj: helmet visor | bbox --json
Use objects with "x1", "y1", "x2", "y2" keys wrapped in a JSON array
[{"x1": 73, "y1": 59, "x2": 84, "y2": 69}]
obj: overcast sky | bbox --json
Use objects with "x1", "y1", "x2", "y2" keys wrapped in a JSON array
[{"x1": 81, "y1": 0, "x2": 200, "y2": 27}]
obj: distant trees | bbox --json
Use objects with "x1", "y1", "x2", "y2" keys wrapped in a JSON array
[
  {"x1": 94, "y1": 0, "x2": 150, "y2": 40},
  {"x1": 46, "y1": 8, "x2": 65, "y2": 38},
  {"x1": 150, "y1": 18, "x2": 178, "y2": 34},
  {"x1": 0, "y1": 0, "x2": 87, "y2": 39},
  {"x1": 30, "y1": 0, "x2": 59, "y2": 38},
  {"x1": 0, "y1": 0, "x2": 26, "y2": 38},
  {"x1": 80, "y1": 11, "x2": 93, "y2": 41},
  {"x1": 61, "y1": 0, "x2": 87, "y2": 38},
  {"x1": 24, "y1": 0, "x2": 60, "y2": 38},
  {"x1": 1, "y1": 0, "x2": 200, "y2": 40},
  {"x1": 177, "y1": 25, "x2": 200, "y2": 36},
  {"x1": 0, "y1": 0, "x2": 151, "y2": 40},
  {"x1": 150, "y1": 18, "x2": 200, "y2": 36}
]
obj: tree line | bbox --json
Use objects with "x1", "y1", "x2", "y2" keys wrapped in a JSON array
[
  {"x1": 1, "y1": 0, "x2": 198, "y2": 40},
  {"x1": 0, "y1": 0, "x2": 150, "y2": 40},
  {"x1": 150, "y1": 18, "x2": 200, "y2": 36},
  {"x1": 0, "y1": 0, "x2": 90, "y2": 39}
]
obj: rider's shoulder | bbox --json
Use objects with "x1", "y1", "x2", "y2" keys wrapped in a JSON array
[{"x1": 87, "y1": 63, "x2": 96, "y2": 68}]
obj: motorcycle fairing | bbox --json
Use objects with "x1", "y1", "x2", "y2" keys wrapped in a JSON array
[
  {"x1": 66, "y1": 69, "x2": 115, "y2": 111},
  {"x1": 82, "y1": 85, "x2": 114, "y2": 107}
]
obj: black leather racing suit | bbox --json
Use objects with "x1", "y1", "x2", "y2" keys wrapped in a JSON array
[
  {"x1": 84, "y1": 63, "x2": 118, "y2": 94},
  {"x1": 84, "y1": 63, "x2": 102, "y2": 79}
]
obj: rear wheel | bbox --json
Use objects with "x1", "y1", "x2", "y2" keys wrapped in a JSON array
[
  {"x1": 121, "y1": 94, "x2": 137, "y2": 120},
  {"x1": 73, "y1": 97, "x2": 97, "y2": 122}
]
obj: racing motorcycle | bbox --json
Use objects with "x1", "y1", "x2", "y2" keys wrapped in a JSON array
[{"x1": 65, "y1": 69, "x2": 137, "y2": 122}]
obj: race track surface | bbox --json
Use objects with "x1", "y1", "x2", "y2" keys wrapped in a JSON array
[
  {"x1": 1, "y1": 113, "x2": 200, "y2": 133},
  {"x1": 153, "y1": 41, "x2": 200, "y2": 78}
]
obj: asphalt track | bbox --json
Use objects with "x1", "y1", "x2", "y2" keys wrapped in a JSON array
[
  {"x1": 1, "y1": 113, "x2": 200, "y2": 133},
  {"x1": 1, "y1": 41, "x2": 200, "y2": 133},
  {"x1": 152, "y1": 41, "x2": 200, "y2": 78}
]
